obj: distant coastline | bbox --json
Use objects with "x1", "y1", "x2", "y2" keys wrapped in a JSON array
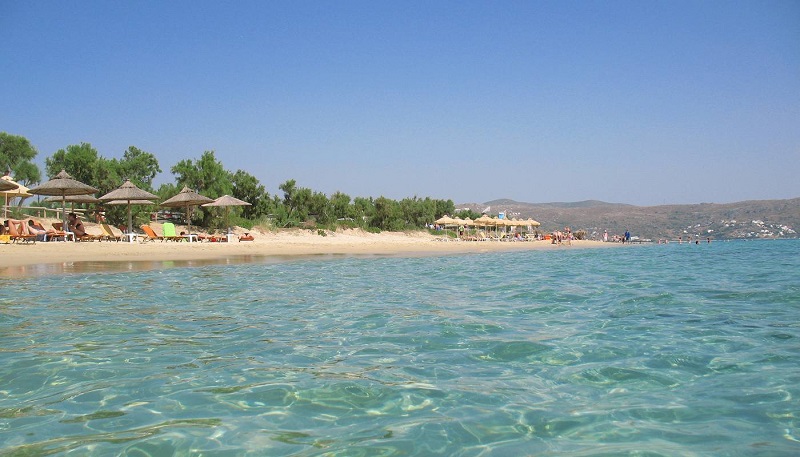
[{"x1": 458, "y1": 197, "x2": 800, "y2": 241}]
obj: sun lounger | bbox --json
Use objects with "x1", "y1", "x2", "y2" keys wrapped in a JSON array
[
  {"x1": 76, "y1": 226, "x2": 104, "y2": 242},
  {"x1": 7, "y1": 220, "x2": 36, "y2": 244},
  {"x1": 80, "y1": 233, "x2": 103, "y2": 242},
  {"x1": 100, "y1": 223, "x2": 122, "y2": 241},
  {"x1": 26, "y1": 220, "x2": 70, "y2": 242},
  {"x1": 161, "y1": 222, "x2": 207, "y2": 242},
  {"x1": 29, "y1": 221, "x2": 60, "y2": 242},
  {"x1": 51, "y1": 221, "x2": 102, "y2": 242},
  {"x1": 51, "y1": 222, "x2": 76, "y2": 242},
  {"x1": 141, "y1": 225, "x2": 165, "y2": 242},
  {"x1": 161, "y1": 222, "x2": 185, "y2": 241}
]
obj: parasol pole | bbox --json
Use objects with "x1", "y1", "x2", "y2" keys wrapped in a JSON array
[
  {"x1": 62, "y1": 193, "x2": 68, "y2": 242},
  {"x1": 186, "y1": 205, "x2": 192, "y2": 240},
  {"x1": 127, "y1": 199, "x2": 133, "y2": 243}
]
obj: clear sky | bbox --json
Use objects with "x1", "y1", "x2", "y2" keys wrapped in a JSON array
[{"x1": 2, "y1": 1, "x2": 798, "y2": 206}]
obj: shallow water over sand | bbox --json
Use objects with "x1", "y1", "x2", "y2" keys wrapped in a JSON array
[{"x1": 1, "y1": 240, "x2": 799, "y2": 455}]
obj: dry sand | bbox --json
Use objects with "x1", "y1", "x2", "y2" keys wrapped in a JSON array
[{"x1": 1, "y1": 221, "x2": 614, "y2": 276}]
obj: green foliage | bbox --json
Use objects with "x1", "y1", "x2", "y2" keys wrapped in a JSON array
[
  {"x1": 330, "y1": 191, "x2": 351, "y2": 220},
  {"x1": 37, "y1": 141, "x2": 462, "y2": 234},
  {"x1": 120, "y1": 146, "x2": 162, "y2": 188},
  {"x1": 249, "y1": 215, "x2": 276, "y2": 232},
  {"x1": 171, "y1": 151, "x2": 234, "y2": 226},
  {"x1": 309, "y1": 191, "x2": 332, "y2": 225},
  {"x1": 352, "y1": 197, "x2": 375, "y2": 227},
  {"x1": 171, "y1": 150, "x2": 233, "y2": 197},
  {"x1": 43, "y1": 143, "x2": 163, "y2": 229},
  {"x1": 336, "y1": 219, "x2": 360, "y2": 230},
  {"x1": 372, "y1": 197, "x2": 404, "y2": 231},
  {"x1": 155, "y1": 182, "x2": 179, "y2": 201},
  {"x1": 46, "y1": 143, "x2": 99, "y2": 184},
  {"x1": 0, "y1": 132, "x2": 41, "y2": 185},
  {"x1": 253, "y1": 180, "x2": 452, "y2": 232},
  {"x1": 231, "y1": 169, "x2": 271, "y2": 219},
  {"x1": 278, "y1": 179, "x2": 319, "y2": 227},
  {"x1": 455, "y1": 208, "x2": 481, "y2": 220},
  {"x1": 399, "y1": 196, "x2": 443, "y2": 227}
]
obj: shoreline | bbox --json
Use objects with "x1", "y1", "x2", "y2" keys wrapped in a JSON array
[{"x1": 0, "y1": 228, "x2": 618, "y2": 276}]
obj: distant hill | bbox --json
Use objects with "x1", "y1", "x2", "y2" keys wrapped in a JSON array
[
  {"x1": 485, "y1": 199, "x2": 634, "y2": 209},
  {"x1": 458, "y1": 198, "x2": 800, "y2": 240}
]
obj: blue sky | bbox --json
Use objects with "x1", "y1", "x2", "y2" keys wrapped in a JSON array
[{"x1": 2, "y1": 1, "x2": 798, "y2": 205}]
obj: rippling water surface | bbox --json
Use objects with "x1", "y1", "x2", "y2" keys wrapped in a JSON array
[{"x1": 1, "y1": 240, "x2": 799, "y2": 456}]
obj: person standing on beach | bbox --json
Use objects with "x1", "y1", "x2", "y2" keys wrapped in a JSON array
[
  {"x1": 603, "y1": 230, "x2": 608, "y2": 242},
  {"x1": 624, "y1": 230, "x2": 631, "y2": 244}
]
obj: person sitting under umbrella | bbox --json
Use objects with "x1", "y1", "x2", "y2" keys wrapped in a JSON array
[{"x1": 68, "y1": 212, "x2": 87, "y2": 237}]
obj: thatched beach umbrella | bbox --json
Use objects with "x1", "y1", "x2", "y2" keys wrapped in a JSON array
[
  {"x1": 99, "y1": 180, "x2": 159, "y2": 241},
  {"x1": 524, "y1": 218, "x2": 541, "y2": 231},
  {"x1": 0, "y1": 179, "x2": 17, "y2": 192},
  {"x1": 472, "y1": 214, "x2": 493, "y2": 238},
  {"x1": 28, "y1": 170, "x2": 98, "y2": 234},
  {"x1": 435, "y1": 215, "x2": 457, "y2": 238},
  {"x1": 435, "y1": 215, "x2": 456, "y2": 226},
  {"x1": 161, "y1": 186, "x2": 214, "y2": 239},
  {"x1": 201, "y1": 194, "x2": 251, "y2": 233},
  {"x1": 452, "y1": 217, "x2": 467, "y2": 238},
  {"x1": 1, "y1": 172, "x2": 29, "y2": 218},
  {"x1": 492, "y1": 217, "x2": 510, "y2": 237},
  {"x1": 473, "y1": 214, "x2": 493, "y2": 227}
]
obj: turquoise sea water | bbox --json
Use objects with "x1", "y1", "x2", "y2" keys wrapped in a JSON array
[{"x1": 1, "y1": 240, "x2": 799, "y2": 456}]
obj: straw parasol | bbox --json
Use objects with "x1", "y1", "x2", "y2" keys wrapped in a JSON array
[
  {"x1": 1, "y1": 172, "x2": 31, "y2": 219},
  {"x1": 435, "y1": 215, "x2": 457, "y2": 238},
  {"x1": 28, "y1": 170, "x2": 99, "y2": 233},
  {"x1": 99, "y1": 179, "x2": 159, "y2": 240},
  {"x1": 1, "y1": 170, "x2": 24, "y2": 190},
  {"x1": 492, "y1": 217, "x2": 510, "y2": 237},
  {"x1": 0, "y1": 179, "x2": 17, "y2": 192},
  {"x1": 161, "y1": 186, "x2": 214, "y2": 237},
  {"x1": 201, "y1": 194, "x2": 251, "y2": 233},
  {"x1": 473, "y1": 214, "x2": 493, "y2": 227},
  {"x1": 524, "y1": 218, "x2": 541, "y2": 230},
  {"x1": 435, "y1": 215, "x2": 456, "y2": 226}
]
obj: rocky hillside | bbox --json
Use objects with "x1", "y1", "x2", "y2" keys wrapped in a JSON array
[{"x1": 458, "y1": 198, "x2": 800, "y2": 240}]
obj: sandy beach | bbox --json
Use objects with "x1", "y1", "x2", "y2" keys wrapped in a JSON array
[{"x1": 0, "y1": 221, "x2": 613, "y2": 275}]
